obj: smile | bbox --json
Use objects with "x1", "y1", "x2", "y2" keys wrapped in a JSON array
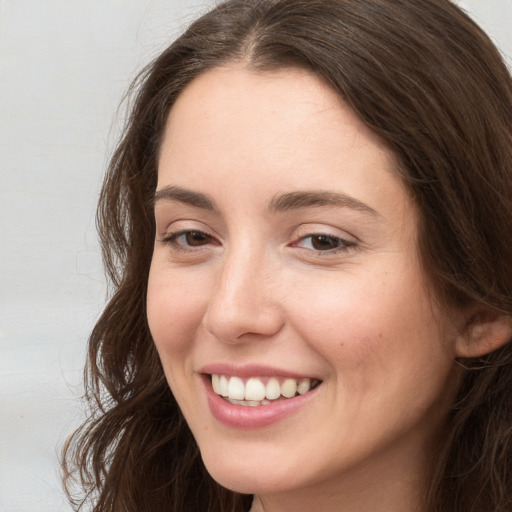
[{"x1": 211, "y1": 374, "x2": 320, "y2": 406}]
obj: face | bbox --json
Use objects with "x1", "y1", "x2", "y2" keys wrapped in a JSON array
[{"x1": 147, "y1": 66, "x2": 462, "y2": 506}]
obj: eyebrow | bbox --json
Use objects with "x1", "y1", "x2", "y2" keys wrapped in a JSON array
[
  {"x1": 153, "y1": 186, "x2": 219, "y2": 212},
  {"x1": 153, "y1": 186, "x2": 378, "y2": 217},
  {"x1": 269, "y1": 190, "x2": 379, "y2": 216}
]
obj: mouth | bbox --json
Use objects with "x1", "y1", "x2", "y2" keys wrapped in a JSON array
[{"x1": 209, "y1": 374, "x2": 322, "y2": 406}]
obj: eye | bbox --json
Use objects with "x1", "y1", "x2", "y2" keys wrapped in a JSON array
[
  {"x1": 294, "y1": 234, "x2": 354, "y2": 252},
  {"x1": 161, "y1": 229, "x2": 217, "y2": 250}
]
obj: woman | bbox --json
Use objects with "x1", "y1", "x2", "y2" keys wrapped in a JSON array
[{"x1": 62, "y1": 1, "x2": 512, "y2": 511}]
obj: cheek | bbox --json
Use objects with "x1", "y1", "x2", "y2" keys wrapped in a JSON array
[
  {"x1": 288, "y1": 268, "x2": 458, "y2": 449},
  {"x1": 146, "y1": 267, "x2": 212, "y2": 419},
  {"x1": 146, "y1": 267, "x2": 208, "y2": 358},
  {"x1": 288, "y1": 266, "x2": 446, "y2": 381}
]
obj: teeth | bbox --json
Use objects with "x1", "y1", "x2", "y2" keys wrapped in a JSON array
[
  {"x1": 211, "y1": 374, "x2": 316, "y2": 403},
  {"x1": 228, "y1": 376, "x2": 245, "y2": 400},
  {"x1": 297, "y1": 378, "x2": 311, "y2": 395},
  {"x1": 211, "y1": 374, "x2": 220, "y2": 394},
  {"x1": 219, "y1": 375, "x2": 229, "y2": 397},
  {"x1": 245, "y1": 378, "x2": 266, "y2": 401},
  {"x1": 227, "y1": 398, "x2": 262, "y2": 407},
  {"x1": 265, "y1": 378, "x2": 281, "y2": 400},
  {"x1": 281, "y1": 378, "x2": 297, "y2": 398}
]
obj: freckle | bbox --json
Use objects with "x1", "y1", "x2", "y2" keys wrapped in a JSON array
[{"x1": 378, "y1": 333, "x2": 383, "y2": 338}]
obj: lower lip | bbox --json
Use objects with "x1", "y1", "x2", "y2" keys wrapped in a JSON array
[{"x1": 203, "y1": 376, "x2": 319, "y2": 429}]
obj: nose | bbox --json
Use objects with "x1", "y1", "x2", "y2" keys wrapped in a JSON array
[{"x1": 202, "y1": 245, "x2": 284, "y2": 344}]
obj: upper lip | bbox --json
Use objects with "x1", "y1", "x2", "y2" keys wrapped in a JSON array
[{"x1": 199, "y1": 363, "x2": 319, "y2": 380}]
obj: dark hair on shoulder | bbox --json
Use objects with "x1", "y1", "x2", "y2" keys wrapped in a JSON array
[{"x1": 62, "y1": 1, "x2": 512, "y2": 510}]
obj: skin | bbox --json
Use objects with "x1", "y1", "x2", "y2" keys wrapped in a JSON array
[{"x1": 147, "y1": 66, "x2": 467, "y2": 512}]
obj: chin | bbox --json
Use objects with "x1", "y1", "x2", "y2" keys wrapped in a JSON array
[{"x1": 199, "y1": 445, "x2": 303, "y2": 495}]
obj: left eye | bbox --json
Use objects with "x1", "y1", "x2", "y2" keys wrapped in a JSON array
[{"x1": 296, "y1": 234, "x2": 352, "y2": 251}]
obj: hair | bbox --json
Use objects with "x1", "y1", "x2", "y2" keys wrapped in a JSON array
[{"x1": 62, "y1": 1, "x2": 512, "y2": 510}]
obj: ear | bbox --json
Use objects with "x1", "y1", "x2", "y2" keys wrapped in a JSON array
[{"x1": 455, "y1": 309, "x2": 512, "y2": 358}]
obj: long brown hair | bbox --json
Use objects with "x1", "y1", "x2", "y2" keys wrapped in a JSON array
[{"x1": 62, "y1": 1, "x2": 512, "y2": 510}]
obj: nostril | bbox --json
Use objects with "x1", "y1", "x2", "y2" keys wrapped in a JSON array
[{"x1": 202, "y1": 303, "x2": 284, "y2": 344}]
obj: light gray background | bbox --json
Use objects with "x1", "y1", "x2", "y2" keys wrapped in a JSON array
[{"x1": 1, "y1": 1, "x2": 511, "y2": 511}]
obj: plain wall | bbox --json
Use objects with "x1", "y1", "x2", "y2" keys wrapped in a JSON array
[{"x1": 1, "y1": 1, "x2": 510, "y2": 510}]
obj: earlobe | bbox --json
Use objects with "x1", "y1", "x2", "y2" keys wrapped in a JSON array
[{"x1": 455, "y1": 310, "x2": 512, "y2": 358}]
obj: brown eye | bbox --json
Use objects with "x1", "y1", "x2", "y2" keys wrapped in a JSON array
[
  {"x1": 183, "y1": 231, "x2": 210, "y2": 246},
  {"x1": 294, "y1": 233, "x2": 355, "y2": 253},
  {"x1": 162, "y1": 229, "x2": 215, "y2": 249},
  {"x1": 309, "y1": 235, "x2": 342, "y2": 250}
]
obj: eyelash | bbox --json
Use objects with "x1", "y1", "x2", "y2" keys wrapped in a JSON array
[
  {"x1": 160, "y1": 229, "x2": 355, "y2": 255},
  {"x1": 292, "y1": 234, "x2": 356, "y2": 254},
  {"x1": 160, "y1": 230, "x2": 218, "y2": 253}
]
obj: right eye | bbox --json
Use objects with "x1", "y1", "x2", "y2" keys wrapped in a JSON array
[{"x1": 161, "y1": 229, "x2": 217, "y2": 251}]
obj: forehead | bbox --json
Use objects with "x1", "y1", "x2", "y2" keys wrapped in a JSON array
[
  {"x1": 157, "y1": 66, "x2": 411, "y2": 227},
  {"x1": 163, "y1": 65, "x2": 387, "y2": 144},
  {"x1": 161, "y1": 67, "x2": 390, "y2": 173}
]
